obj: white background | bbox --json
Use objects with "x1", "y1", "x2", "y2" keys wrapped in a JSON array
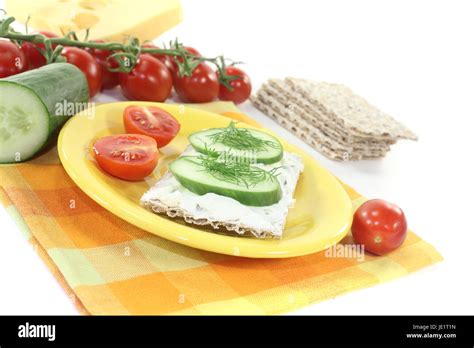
[{"x1": 1, "y1": 0, "x2": 473, "y2": 315}]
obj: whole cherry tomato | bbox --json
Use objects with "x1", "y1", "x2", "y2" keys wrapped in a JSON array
[
  {"x1": 85, "y1": 40, "x2": 120, "y2": 90},
  {"x1": 218, "y1": 66, "x2": 252, "y2": 104},
  {"x1": 20, "y1": 31, "x2": 58, "y2": 70},
  {"x1": 172, "y1": 46, "x2": 201, "y2": 77},
  {"x1": 174, "y1": 62, "x2": 218, "y2": 103},
  {"x1": 142, "y1": 43, "x2": 175, "y2": 73},
  {"x1": 119, "y1": 54, "x2": 172, "y2": 102},
  {"x1": 0, "y1": 40, "x2": 26, "y2": 77},
  {"x1": 143, "y1": 45, "x2": 201, "y2": 77},
  {"x1": 352, "y1": 199, "x2": 408, "y2": 256},
  {"x1": 62, "y1": 47, "x2": 102, "y2": 98}
]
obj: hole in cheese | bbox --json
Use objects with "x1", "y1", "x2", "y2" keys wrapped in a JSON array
[
  {"x1": 78, "y1": 0, "x2": 108, "y2": 10},
  {"x1": 72, "y1": 12, "x2": 100, "y2": 30}
]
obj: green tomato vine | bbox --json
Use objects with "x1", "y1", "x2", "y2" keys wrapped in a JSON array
[{"x1": 0, "y1": 13, "x2": 239, "y2": 88}]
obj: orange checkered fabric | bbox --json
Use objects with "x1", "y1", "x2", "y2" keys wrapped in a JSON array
[{"x1": 0, "y1": 102, "x2": 442, "y2": 315}]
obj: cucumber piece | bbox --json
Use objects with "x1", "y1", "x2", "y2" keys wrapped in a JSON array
[
  {"x1": 0, "y1": 63, "x2": 89, "y2": 163},
  {"x1": 169, "y1": 156, "x2": 282, "y2": 206},
  {"x1": 189, "y1": 124, "x2": 283, "y2": 165}
]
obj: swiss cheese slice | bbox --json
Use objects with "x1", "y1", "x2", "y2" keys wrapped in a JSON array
[{"x1": 6, "y1": 0, "x2": 182, "y2": 42}]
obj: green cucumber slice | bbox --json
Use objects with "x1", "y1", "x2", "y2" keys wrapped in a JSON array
[
  {"x1": 0, "y1": 63, "x2": 89, "y2": 163},
  {"x1": 188, "y1": 124, "x2": 283, "y2": 165},
  {"x1": 169, "y1": 156, "x2": 282, "y2": 206}
]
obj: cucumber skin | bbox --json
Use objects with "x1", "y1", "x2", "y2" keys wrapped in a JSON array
[
  {"x1": 1, "y1": 63, "x2": 89, "y2": 137},
  {"x1": 189, "y1": 129, "x2": 284, "y2": 165},
  {"x1": 169, "y1": 159, "x2": 282, "y2": 207}
]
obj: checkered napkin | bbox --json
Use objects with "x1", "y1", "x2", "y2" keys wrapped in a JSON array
[{"x1": 0, "y1": 102, "x2": 442, "y2": 314}]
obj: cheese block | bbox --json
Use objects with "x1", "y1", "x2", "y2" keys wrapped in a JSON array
[{"x1": 5, "y1": 0, "x2": 182, "y2": 42}]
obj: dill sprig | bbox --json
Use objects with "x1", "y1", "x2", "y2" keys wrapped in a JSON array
[
  {"x1": 185, "y1": 154, "x2": 279, "y2": 188},
  {"x1": 208, "y1": 122, "x2": 279, "y2": 151}
]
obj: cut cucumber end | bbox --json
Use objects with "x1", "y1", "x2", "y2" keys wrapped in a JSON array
[
  {"x1": 0, "y1": 82, "x2": 50, "y2": 163},
  {"x1": 169, "y1": 156, "x2": 282, "y2": 207},
  {"x1": 188, "y1": 127, "x2": 284, "y2": 165}
]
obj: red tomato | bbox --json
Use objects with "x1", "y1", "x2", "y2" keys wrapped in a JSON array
[
  {"x1": 0, "y1": 40, "x2": 26, "y2": 77},
  {"x1": 123, "y1": 105, "x2": 180, "y2": 148},
  {"x1": 352, "y1": 199, "x2": 408, "y2": 255},
  {"x1": 142, "y1": 43, "x2": 175, "y2": 73},
  {"x1": 93, "y1": 134, "x2": 159, "y2": 181},
  {"x1": 174, "y1": 63, "x2": 218, "y2": 103},
  {"x1": 62, "y1": 47, "x2": 102, "y2": 98},
  {"x1": 218, "y1": 66, "x2": 252, "y2": 104},
  {"x1": 143, "y1": 45, "x2": 200, "y2": 76},
  {"x1": 20, "y1": 31, "x2": 58, "y2": 70},
  {"x1": 182, "y1": 46, "x2": 200, "y2": 57},
  {"x1": 119, "y1": 54, "x2": 172, "y2": 102},
  {"x1": 172, "y1": 46, "x2": 201, "y2": 77},
  {"x1": 85, "y1": 40, "x2": 120, "y2": 90}
]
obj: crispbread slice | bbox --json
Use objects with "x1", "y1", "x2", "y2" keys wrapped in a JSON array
[
  {"x1": 257, "y1": 84, "x2": 392, "y2": 152},
  {"x1": 252, "y1": 92, "x2": 389, "y2": 155},
  {"x1": 251, "y1": 96, "x2": 388, "y2": 161},
  {"x1": 285, "y1": 77, "x2": 418, "y2": 140},
  {"x1": 266, "y1": 79, "x2": 396, "y2": 146}
]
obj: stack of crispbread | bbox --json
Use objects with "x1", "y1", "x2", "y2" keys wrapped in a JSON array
[{"x1": 251, "y1": 78, "x2": 417, "y2": 160}]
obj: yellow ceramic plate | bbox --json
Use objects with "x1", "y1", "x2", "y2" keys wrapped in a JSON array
[{"x1": 58, "y1": 102, "x2": 352, "y2": 258}]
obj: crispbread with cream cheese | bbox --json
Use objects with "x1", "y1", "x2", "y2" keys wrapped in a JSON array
[{"x1": 141, "y1": 146, "x2": 304, "y2": 239}]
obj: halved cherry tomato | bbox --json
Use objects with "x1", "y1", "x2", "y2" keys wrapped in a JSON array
[
  {"x1": 123, "y1": 105, "x2": 180, "y2": 148},
  {"x1": 352, "y1": 199, "x2": 408, "y2": 255},
  {"x1": 218, "y1": 66, "x2": 252, "y2": 104},
  {"x1": 20, "y1": 31, "x2": 58, "y2": 70},
  {"x1": 120, "y1": 54, "x2": 172, "y2": 102},
  {"x1": 85, "y1": 40, "x2": 120, "y2": 90},
  {"x1": 62, "y1": 47, "x2": 102, "y2": 98},
  {"x1": 0, "y1": 40, "x2": 26, "y2": 77},
  {"x1": 174, "y1": 62, "x2": 218, "y2": 103},
  {"x1": 93, "y1": 134, "x2": 159, "y2": 181}
]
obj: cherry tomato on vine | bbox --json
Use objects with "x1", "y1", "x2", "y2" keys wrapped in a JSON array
[
  {"x1": 62, "y1": 47, "x2": 102, "y2": 98},
  {"x1": 351, "y1": 199, "x2": 408, "y2": 256},
  {"x1": 218, "y1": 66, "x2": 252, "y2": 104},
  {"x1": 93, "y1": 134, "x2": 159, "y2": 181},
  {"x1": 119, "y1": 54, "x2": 172, "y2": 102},
  {"x1": 0, "y1": 40, "x2": 26, "y2": 77},
  {"x1": 182, "y1": 46, "x2": 200, "y2": 56},
  {"x1": 174, "y1": 62, "x2": 218, "y2": 103},
  {"x1": 142, "y1": 43, "x2": 175, "y2": 73},
  {"x1": 171, "y1": 46, "x2": 201, "y2": 77},
  {"x1": 85, "y1": 40, "x2": 120, "y2": 90},
  {"x1": 123, "y1": 105, "x2": 180, "y2": 148},
  {"x1": 20, "y1": 31, "x2": 58, "y2": 70},
  {"x1": 144, "y1": 44, "x2": 201, "y2": 76}
]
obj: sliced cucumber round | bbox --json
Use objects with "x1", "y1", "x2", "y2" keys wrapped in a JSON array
[
  {"x1": 188, "y1": 125, "x2": 283, "y2": 165},
  {"x1": 0, "y1": 83, "x2": 50, "y2": 163},
  {"x1": 169, "y1": 156, "x2": 282, "y2": 206}
]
